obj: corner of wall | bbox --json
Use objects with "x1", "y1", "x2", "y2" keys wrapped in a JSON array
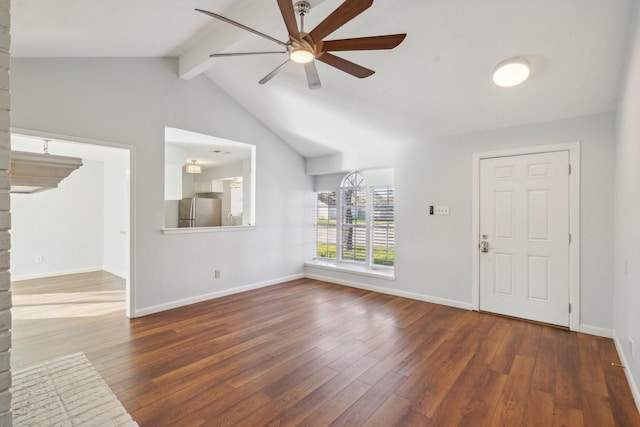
[
  {"x1": 612, "y1": 0, "x2": 640, "y2": 415},
  {"x1": 613, "y1": 330, "x2": 640, "y2": 412}
]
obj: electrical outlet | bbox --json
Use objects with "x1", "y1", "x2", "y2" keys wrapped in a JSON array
[
  {"x1": 433, "y1": 206, "x2": 450, "y2": 215},
  {"x1": 215, "y1": 270, "x2": 221, "y2": 279},
  {"x1": 629, "y1": 337, "x2": 635, "y2": 358},
  {"x1": 34, "y1": 255, "x2": 43, "y2": 264}
]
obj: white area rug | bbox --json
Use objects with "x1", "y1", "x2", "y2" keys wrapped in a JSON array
[{"x1": 12, "y1": 352, "x2": 138, "y2": 426}]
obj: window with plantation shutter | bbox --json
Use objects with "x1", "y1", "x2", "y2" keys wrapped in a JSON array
[
  {"x1": 340, "y1": 173, "x2": 367, "y2": 264},
  {"x1": 314, "y1": 172, "x2": 394, "y2": 271},
  {"x1": 370, "y1": 186, "x2": 394, "y2": 267},
  {"x1": 316, "y1": 191, "x2": 337, "y2": 260}
]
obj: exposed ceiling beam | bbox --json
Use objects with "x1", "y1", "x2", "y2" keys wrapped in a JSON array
[
  {"x1": 179, "y1": 1, "x2": 282, "y2": 80},
  {"x1": 179, "y1": 32, "x2": 227, "y2": 80},
  {"x1": 179, "y1": 0, "x2": 337, "y2": 80}
]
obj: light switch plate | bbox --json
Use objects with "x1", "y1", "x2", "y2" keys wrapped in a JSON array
[{"x1": 433, "y1": 206, "x2": 449, "y2": 215}]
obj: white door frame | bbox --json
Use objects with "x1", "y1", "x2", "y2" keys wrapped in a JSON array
[
  {"x1": 472, "y1": 142, "x2": 580, "y2": 331},
  {"x1": 12, "y1": 127, "x2": 137, "y2": 318}
]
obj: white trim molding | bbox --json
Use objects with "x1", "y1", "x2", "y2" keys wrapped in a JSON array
[
  {"x1": 613, "y1": 330, "x2": 640, "y2": 413},
  {"x1": 11, "y1": 127, "x2": 137, "y2": 319},
  {"x1": 305, "y1": 272, "x2": 473, "y2": 311},
  {"x1": 162, "y1": 225, "x2": 257, "y2": 235},
  {"x1": 304, "y1": 260, "x2": 395, "y2": 280},
  {"x1": 11, "y1": 267, "x2": 103, "y2": 282},
  {"x1": 579, "y1": 324, "x2": 613, "y2": 338},
  {"x1": 134, "y1": 274, "x2": 304, "y2": 317},
  {"x1": 471, "y1": 142, "x2": 581, "y2": 331}
]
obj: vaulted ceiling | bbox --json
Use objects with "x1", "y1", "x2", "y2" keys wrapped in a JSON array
[{"x1": 11, "y1": 0, "x2": 636, "y2": 158}]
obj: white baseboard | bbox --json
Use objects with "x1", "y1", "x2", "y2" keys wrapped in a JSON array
[
  {"x1": 134, "y1": 273, "x2": 305, "y2": 317},
  {"x1": 579, "y1": 324, "x2": 613, "y2": 338},
  {"x1": 11, "y1": 267, "x2": 103, "y2": 282},
  {"x1": 102, "y1": 267, "x2": 128, "y2": 280},
  {"x1": 613, "y1": 330, "x2": 640, "y2": 413},
  {"x1": 305, "y1": 273, "x2": 473, "y2": 311}
]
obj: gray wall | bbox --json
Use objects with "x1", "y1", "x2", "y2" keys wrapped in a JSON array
[
  {"x1": 10, "y1": 160, "x2": 104, "y2": 279},
  {"x1": 11, "y1": 57, "x2": 313, "y2": 315},
  {"x1": 306, "y1": 112, "x2": 616, "y2": 331},
  {"x1": 614, "y1": 0, "x2": 640, "y2": 406}
]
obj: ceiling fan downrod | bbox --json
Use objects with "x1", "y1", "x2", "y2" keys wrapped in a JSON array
[{"x1": 294, "y1": 1, "x2": 311, "y2": 32}]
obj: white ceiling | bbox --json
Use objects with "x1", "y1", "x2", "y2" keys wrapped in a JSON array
[
  {"x1": 165, "y1": 127, "x2": 253, "y2": 169},
  {"x1": 11, "y1": 0, "x2": 637, "y2": 158}
]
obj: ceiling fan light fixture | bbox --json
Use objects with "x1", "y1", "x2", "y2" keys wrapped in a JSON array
[
  {"x1": 290, "y1": 48, "x2": 315, "y2": 64},
  {"x1": 492, "y1": 57, "x2": 530, "y2": 87}
]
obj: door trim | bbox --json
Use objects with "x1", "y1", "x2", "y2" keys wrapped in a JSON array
[
  {"x1": 12, "y1": 127, "x2": 137, "y2": 319},
  {"x1": 472, "y1": 142, "x2": 580, "y2": 331}
]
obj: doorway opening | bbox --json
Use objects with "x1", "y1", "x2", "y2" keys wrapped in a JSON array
[{"x1": 9, "y1": 131, "x2": 134, "y2": 325}]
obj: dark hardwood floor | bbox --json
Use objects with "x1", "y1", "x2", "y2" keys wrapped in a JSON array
[{"x1": 11, "y1": 272, "x2": 640, "y2": 426}]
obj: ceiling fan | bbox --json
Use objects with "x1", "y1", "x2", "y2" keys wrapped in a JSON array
[{"x1": 196, "y1": 0, "x2": 406, "y2": 89}]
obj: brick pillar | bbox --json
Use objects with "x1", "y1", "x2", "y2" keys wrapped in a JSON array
[{"x1": 0, "y1": 0, "x2": 10, "y2": 425}]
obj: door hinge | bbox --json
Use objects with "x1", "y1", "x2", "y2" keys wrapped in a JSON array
[
  {"x1": 569, "y1": 233, "x2": 572, "y2": 244},
  {"x1": 569, "y1": 164, "x2": 572, "y2": 175},
  {"x1": 569, "y1": 303, "x2": 572, "y2": 313}
]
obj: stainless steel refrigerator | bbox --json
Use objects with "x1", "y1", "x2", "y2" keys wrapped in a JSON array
[{"x1": 178, "y1": 197, "x2": 221, "y2": 227}]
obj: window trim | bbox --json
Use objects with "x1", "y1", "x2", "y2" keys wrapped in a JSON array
[
  {"x1": 314, "y1": 172, "x2": 394, "y2": 272},
  {"x1": 305, "y1": 259, "x2": 396, "y2": 280},
  {"x1": 369, "y1": 185, "x2": 395, "y2": 270}
]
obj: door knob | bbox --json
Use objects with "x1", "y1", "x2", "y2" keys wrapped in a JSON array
[{"x1": 480, "y1": 240, "x2": 489, "y2": 253}]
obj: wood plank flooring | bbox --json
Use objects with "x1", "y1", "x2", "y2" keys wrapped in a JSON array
[{"x1": 11, "y1": 272, "x2": 640, "y2": 426}]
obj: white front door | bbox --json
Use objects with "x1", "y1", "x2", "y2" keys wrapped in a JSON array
[{"x1": 479, "y1": 151, "x2": 570, "y2": 326}]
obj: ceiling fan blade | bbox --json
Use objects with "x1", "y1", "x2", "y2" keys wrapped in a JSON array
[
  {"x1": 277, "y1": 0, "x2": 300, "y2": 41},
  {"x1": 308, "y1": 0, "x2": 373, "y2": 43},
  {"x1": 316, "y1": 52, "x2": 374, "y2": 78},
  {"x1": 196, "y1": 8, "x2": 287, "y2": 47},
  {"x1": 210, "y1": 51, "x2": 287, "y2": 58},
  {"x1": 259, "y1": 59, "x2": 291, "y2": 85},
  {"x1": 319, "y1": 34, "x2": 407, "y2": 52},
  {"x1": 304, "y1": 62, "x2": 322, "y2": 90}
]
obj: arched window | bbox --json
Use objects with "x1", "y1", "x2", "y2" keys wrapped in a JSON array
[
  {"x1": 340, "y1": 172, "x2": 367, "y2": 263},
  {"x1": 314, "y1": 170, "x2": 394, "y2": 269}
]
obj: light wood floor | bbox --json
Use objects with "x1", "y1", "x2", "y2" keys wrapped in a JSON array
[{"x1": 11, "y1": 272, "x2": 640, "y2": 426}]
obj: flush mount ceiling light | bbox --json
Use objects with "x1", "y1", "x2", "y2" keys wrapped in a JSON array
[
  {"x1": 185, "y1": 160, "x2": 201, "y2": 174},
  {"x1": 289, "y1": 47, "x2": 315, "y2": 64},
  {"x1": 492, "y1": 57, "x2": 530, "y2": 87}
]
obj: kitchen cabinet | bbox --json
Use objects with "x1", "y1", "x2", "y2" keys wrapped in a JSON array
[{"x1": 194, "y1": 179, "x2": 224, "y2": 194}]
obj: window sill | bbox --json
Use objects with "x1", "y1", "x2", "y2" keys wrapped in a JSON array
[
  {"x1": 162, "y1": 225, "x2": 256, "y2": 235},
  {"x1": 304, "y1": 259, "x2": 395, "y2": 280}
]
